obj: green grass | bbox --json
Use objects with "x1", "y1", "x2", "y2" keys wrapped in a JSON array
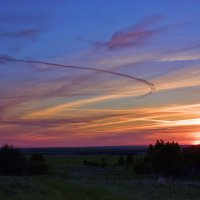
[
  {"x1": 0, "y1": 177, "x2": 125, "y2": 200},
  {"x1": 1, "y1": 176, "x2": 200, "y2": 200},
  {"x1": 69, "y1": 179, "x2": 200, "y2": 200},
  {"x1": 46, "y1": 155, "x2": 122, "y2": 176},
  {"x1": 46, "y1": 155, "x2": 121, "y2": 167}
]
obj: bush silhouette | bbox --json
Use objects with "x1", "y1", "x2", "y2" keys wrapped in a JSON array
[
  {"x1": 0, "y1": 144, "x2": 27, "y2": 175},
  {"x1": 29, "y1": 153, "x2": 48, "y2": 175},
  {"x1": 83, "y1": 159, "x2": 88, "y2": 166},
  {"x1": 148, "y1": 140, "x2": 183, "y2": 176},
  {"x1": 125, "y1": 155, "x2": 134, "y2": 169}
]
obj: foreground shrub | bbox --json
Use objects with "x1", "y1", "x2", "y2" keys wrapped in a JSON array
[
  {"x1": 0, "y1": 144, "x2": 27, "y2": 175},
  {"x1": 148, "y1": 140, "x2": 184, "y2": 176},
  {"x1": 29, "y1": 153, "x2": 48, "y2": 175}
]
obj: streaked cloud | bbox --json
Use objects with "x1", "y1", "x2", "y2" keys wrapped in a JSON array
[
  {"x1": 0, "y1": 28, "x2": 42, "y2": 40},
  {"x1": 1, "y1": 1, "x2": 200, "y2": 146},
  {"x1": 93, "y1": 15, "x2": 164, "y2": 50}
]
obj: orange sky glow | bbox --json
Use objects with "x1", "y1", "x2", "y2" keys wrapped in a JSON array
[{"x1": 1, "y1": 1, "x2": 200, "y2": 147}]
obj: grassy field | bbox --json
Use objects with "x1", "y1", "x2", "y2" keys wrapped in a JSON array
[
  {"x1": 0, "y1": 176, "x2": 125, "y2": 200},
  {"x1": 46, "y1": 155, "x2": 120, "y2": 167},
  {"x1": 0, "y1": 155, "x2": 200, "y2": 200}
]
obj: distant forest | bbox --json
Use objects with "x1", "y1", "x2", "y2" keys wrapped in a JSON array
[{"x1": 0, "y1": 140, "x2": 200, "y2": 177}]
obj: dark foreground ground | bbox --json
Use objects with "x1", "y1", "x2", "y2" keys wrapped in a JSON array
[{"x1": 0, "y1": 155, "x2": 200, "y2": 200}]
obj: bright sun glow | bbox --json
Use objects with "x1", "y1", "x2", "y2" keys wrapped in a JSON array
[
  {"x1": 192, "y1": 132, "x2": 200, "y2": 145},
  {"x1": 193, "y1": 140, "x2": 200, "y2": 145}
]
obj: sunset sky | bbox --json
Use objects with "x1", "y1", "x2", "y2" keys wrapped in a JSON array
[{"x1": 0, "y1": 0, "x2": 200, "y2": 147}]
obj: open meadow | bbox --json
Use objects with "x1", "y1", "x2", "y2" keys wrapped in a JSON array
[
  {"x1": 0, "y1": 155, "x2": 200, "y2": 200},
  {"x1": 1, "y1": 1, "x2": 200, "y2": 199}
]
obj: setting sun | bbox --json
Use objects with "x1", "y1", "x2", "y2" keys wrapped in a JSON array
[
  {"x1": 1, "y1": 1, "x2": 200, "y2": 199},
  {"x1": 192, "y1": 132, "x2": 200, "y2": 145}
]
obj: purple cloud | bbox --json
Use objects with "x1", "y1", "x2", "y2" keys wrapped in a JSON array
[{"x1": 94, "y1": 15, "x2": 164, "y2": 50}]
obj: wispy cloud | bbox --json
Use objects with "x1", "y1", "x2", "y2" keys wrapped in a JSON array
[
  {"x1": 93, "y1": 15, "x2": 164, "y2": 50},
  {"x1": 0, "y1": 13, "x2": 51, "y2": 41},
  {"x1": 1, "y1": 11, "x2": 200, "y2": 147},
  {"x1": 0, "y1": 27, "x2": 43, "y2": 40},
  {"x1": 1, "y1": 103, "x2": 200, "y2": 146}
]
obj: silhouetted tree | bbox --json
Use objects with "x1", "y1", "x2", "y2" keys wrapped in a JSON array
[
  {"x1": 29, "y1": 153, "x2": 48, "y2": 175},
  {"x1": 148, "y1": 140, "x2": 183, "y2": 176},
  {"x1": 0, "y1": 144, "x2": 27, "y2": 175}
]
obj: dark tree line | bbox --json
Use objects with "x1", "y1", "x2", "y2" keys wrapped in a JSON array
[
  {"x1": 82, "y1": 140, "x2": 200, "y2": 178},
  {"x1": 148, "y1": 140, "x2": 183, "y2": 176},
  {"x1": 148, "y1": 140, "x2": 200, "y2": 177},
  {"x1": 0, "y1": 144, "x2": 48, "y2": 176}
]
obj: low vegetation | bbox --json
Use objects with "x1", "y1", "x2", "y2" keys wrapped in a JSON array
[
  {"x1": 29, "y1": 153, "x2": 48, "y2": 175},
  {"x1": 0, "y1": 140, "x2": 200, "y2": 199},
  {"x1": 82, "y1": 140, "x2": 200, "y2": 178},
  {"x1": 0, "y1": 144, "x2": 48, "y2": 176}
]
